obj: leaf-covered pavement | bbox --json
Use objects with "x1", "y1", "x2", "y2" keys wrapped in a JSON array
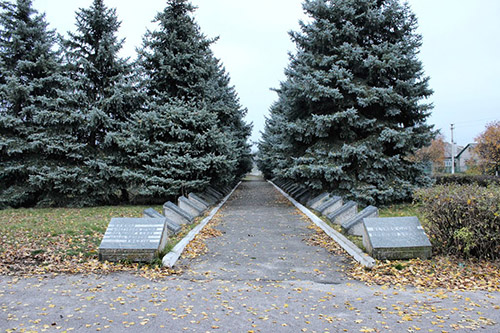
[{"x1": 1, "y1": 178, "x2": 499, "y2": 332}]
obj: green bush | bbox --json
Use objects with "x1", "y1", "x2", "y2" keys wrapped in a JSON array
[{"x1": 414, "y1": 184, "x2": 500, "y2": 260}]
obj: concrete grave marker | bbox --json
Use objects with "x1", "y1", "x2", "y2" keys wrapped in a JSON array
[
  {"x1": 307, "y1": 193, "x2": 330, "y2": 210},
  {"x1": 280, "y1": 180, "x2": 294, "y2": 191},
  {"x1": 206, "y1": 187, "x2": 223, "y2": 200},
  {"x1": 143, "y1": 208, "x2": 182, "y2": 235},
  {"x1": 296, "y1": 190, "x2": 312, "y2": 204},
  {"x1": 178, "y1": 196, "x2": 204, "y2": 217},
  {"x1": 99, "y1": 217, "x2": 167, "y2": 262},
  {"x1": 220, "y1": 185, "x2": 231, "y2": 195},
  {"x1": 186, "y1": 196, "x2": 208, "y2": 211},
  {"x1": 195, "y1": 192, "x2": 217, "y2": 205},
  {"x1": 341, "y1": 205, "x2": 378, "y2": 236},
  {"x1": 317, "y1": 196, "x2": 343, "y2": 215},
  {"x1": 286, "y1": 184, "x2": 300, "y2": 194},
  {"x1": 362, "y1": 217, "x2": 432, "y2": 260},
  {"x1": 188, "y1": 193, "x2": 210, "y2": 208},
  {"x1": 163, "y1": 201, "x2": 194, "y2": 225},
  {"x1": 327, "y1": 201, "x2": 358, "y2": 225},
  {"x1": 290, "y1": 186, "x2": 306, "y2": 198}
]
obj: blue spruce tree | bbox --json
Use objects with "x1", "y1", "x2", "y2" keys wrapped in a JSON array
[
  {"x1": 0, "y1": 0, "x2": 83, "y2": 207},
  {"x1": 257, "y1": 99, "x2": 294, "y2": 179},
  {"x1": 121, "y1": 0, "x2": 251, "y2": 202},
  {"x1": 263, "y1": 0, "x2": 434, "y2": 204},
  {"x1": 63, "y1": 0, "x2": 140, "y2": 204}
]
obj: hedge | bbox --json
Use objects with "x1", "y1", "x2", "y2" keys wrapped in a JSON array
[
  {"x1": 433, "y1": 174, "x2": 500, "y2": 187},
  {"x1": 414, "y1": 184, "x2": 500, "y2": 260}
]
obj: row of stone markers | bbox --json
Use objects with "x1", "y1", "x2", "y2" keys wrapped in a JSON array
[
  {"x1": 272, "y1": 179, "x2": 432, "y2": 261},
  {"x1": 98, "y1": 185, "x2": 233, "y2": 263}
]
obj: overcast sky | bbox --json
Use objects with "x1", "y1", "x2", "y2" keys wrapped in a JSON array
[{"x1": 33, "y1": 0, "x2": 499, "y2": 146}]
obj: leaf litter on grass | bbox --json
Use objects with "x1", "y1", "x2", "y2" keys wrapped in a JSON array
[
  {"x1": 0, "y1": 206, "x2": 181, "y2": 279},
  {"x1": 0, "y1": 204, "x2": 228, "y2": 280},
  {"x1": 300, "y1": 210, "x2": 500, "y2": 292}
]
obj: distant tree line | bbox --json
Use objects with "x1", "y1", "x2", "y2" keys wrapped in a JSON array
[
  {"x1": 0, "y1": 0, "x2": 252, "y2": 208},
  {"x1": 258, "y1": 0, "x2": 435, "y2": 205}
]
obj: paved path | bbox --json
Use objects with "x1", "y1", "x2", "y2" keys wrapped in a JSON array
[
  {"x1": 179, "y1": 178, "x2": 349, "y2": 283},
  {"x1": 1, "y1": 178, "x2": 499, "y2": 332}
]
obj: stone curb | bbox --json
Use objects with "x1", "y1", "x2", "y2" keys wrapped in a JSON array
[
  {"x1": 269, "y1": 181, "x2": 376, "y2": 268},
  {"x1": 162, "y1": 182, "x2": 242, "y2": 268}
]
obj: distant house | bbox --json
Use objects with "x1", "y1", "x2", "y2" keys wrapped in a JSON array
[
  {"x1": 443, "y1": 142, "x2": 463, "y2": 173},
  {"x1": 439, "y1": 142, "x2": 479, "y2": 173},
  {"x1": 456, "y1": 143, "x2": 479, "y2": 172}
]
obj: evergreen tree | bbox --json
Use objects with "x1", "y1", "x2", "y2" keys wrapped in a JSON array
[
  {"x1": 121, "y1": 0, "x2": 251, "y2": 202},
  {"x1": 0, "y1": 0, "x2": 82, "y2": 207},
  {"x1": 257, "y1": 99, "x2": 293, "y2": 179},
  {"x1": 263, "y1": 0, "x2": 434, "y2": 204},
  {"x1": 120, "y1": 100, "x2": 234, "y2": 202},
  {"x1": 136, "y1": 0, "x2": 215, "y2": 103},
  {"x1": 205, "y1": 61, "x2": 253, "y2": 180},
  {"x1": 63, "y1": 0, "x2": 139, "y2": 204}
]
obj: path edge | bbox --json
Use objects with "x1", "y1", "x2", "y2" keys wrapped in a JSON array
[
  {"x1": 269, "y1": 181, "x2": 376, "y2": 268},
  {"x1": 162, "y1": 182, "x2": 241, "y2": 268}
]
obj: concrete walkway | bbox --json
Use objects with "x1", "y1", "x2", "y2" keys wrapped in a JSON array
[
  {"x1": 179, "y1": 178, "x2": 349, "y2": 283},
  {"x1": 1, "y1": 178, "x2": 499, "y2": 332}
]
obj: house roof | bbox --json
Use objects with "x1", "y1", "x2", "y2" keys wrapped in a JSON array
[
  {"x1": 456, "y1": 143, "x2": 478, "y2": 159},
  {"x1": 444, "y1": 142, "x2": 464, "y2": 159}
]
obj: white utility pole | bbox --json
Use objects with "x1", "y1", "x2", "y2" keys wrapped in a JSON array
[{"x1": 451, "y1": 124, "x2": 455, "y2": 174}]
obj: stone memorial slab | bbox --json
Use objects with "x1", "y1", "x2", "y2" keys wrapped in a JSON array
[
  {"x1": 178, "y1": 196, "x2": 204, "y2": 217},
  {"x1": 142, "y1": 208, "x2": 182, "y2": 235},
  {"x1": 208, "y1": 185, "x2": 224, "y2": 196},
  {"x1": 99, "y1": 217, "x2": 167, "y2": 262},
  {"x1": 143, "y1": 207, "x2": 164, "y2": 218},
  {"x1": 293, "y1": 187, "x2": 308, "y2": 200},
  {"x1": 188, "y1": 193, "x2": 210, "y2": 208},
  {"x1": 195, "y1": 192, "x2": 217, "y2": 205},
  {"x1": 307, "y1": 193, "x2": 330, "y2": 210},
  {"x1": 289, "y1": 186, "x2": 305, "y2": 197},
  {"x1": 163, "y1": 201, "x2": 194, "y2": 225},
  {"x1": 327, "y1": 201, "x2": 358, "y2": 225},
  {"x1": 317, "y1": 196, "x2": 343, "y2": 215},
  {"x1": 285, "y1": 184, "x2": 299, "y2": 193},
  {"x1": 362, "y1": 217, "x2": 432, "y2": 260},
  {"x1": 206, "y1": 187, "x2": 223, "y2": 200},
  {"x1": 341, "y1": 205, "x2": 378, "y2": 236},
  {"x1": 204, "y1": 190, "x2": 221, "y2": 202},
  {"x1": 220, "y1": 185, "x2": 231, "y2": 194},
  {"x1": 297, "y1": 191, "x2": 312, "y2": 204},
  {"x1": 280, "y1": 180, "x2": 293, "y2": 190}
]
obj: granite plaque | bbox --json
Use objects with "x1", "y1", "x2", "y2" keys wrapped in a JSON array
[
  {"x1": 280, "y1": 180, "x2": 294, "y2": 191},
  {"x1": 296, "y1": 190, "x2": 312, "y2": 204},
  {"x1": 188, "y1": 193, "x2": 210, "y2": 208},
  {"x1": 341, "y1": 205, "x2": 378, "y2": 236},
  {"x1": 163, "y1": 201, "x2": 194, "y2": 225},
  {"x1": 206, "y1": 186, "x2": 224, "y2": 199},
  {"x1": 317, "y1": 196, "x2": 343, "y2": 215},
  {"x1": 142, "y1": 208, "x2": 182, "y2": 235},
  {"x1": 291, "y1": 187, "x2": 307, "y2": 199},
  {"x1": 286, "y1": 184, "x2": 300, "y2": 194},
  {"x1": 327, "y1": 201, "x2": 358, "y2": 225},
  {"x1": 220, "y1": 185, "x2": 231, "y2": 195},
  {"x1": 362, "y1": 217, "x2": 432, "y2": 260},
  {"x1": 178, "y1": 196, "x2": 204, "y2": 217},
  {"x1": 307, "y1": 193, "x2": 330, "y2": 210},
  {"x1": 195, "y1": 192, "x2": 217, "y2": 205},
  {"x1": 99, "y1": 217, "x2": 167, "y2": 262}
]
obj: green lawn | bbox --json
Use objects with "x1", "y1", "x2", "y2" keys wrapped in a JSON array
[{"x1": 0, "y1": 205, "x2": 165, "y2": 274}]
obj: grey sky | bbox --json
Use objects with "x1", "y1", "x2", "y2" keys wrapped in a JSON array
[{"x1": 33, "y1": 0, "x2": 499, "y2": 146}]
